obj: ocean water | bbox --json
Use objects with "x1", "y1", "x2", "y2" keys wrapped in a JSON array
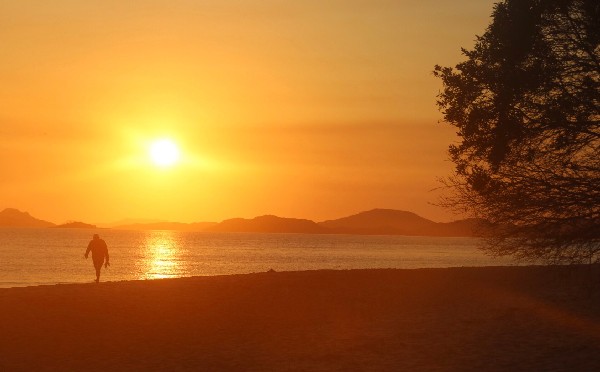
[{"x1": 0, "y1": 228, "x2": 515, "y2": 288}]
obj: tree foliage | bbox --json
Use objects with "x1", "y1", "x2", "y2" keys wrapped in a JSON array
[{"x1": 434, "y1": 0, "x2": 599, "y2": 263}]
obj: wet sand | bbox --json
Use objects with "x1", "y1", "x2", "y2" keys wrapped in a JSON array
[{"x1": 1, "y1": 266, "x2": 600, "y2": 371}]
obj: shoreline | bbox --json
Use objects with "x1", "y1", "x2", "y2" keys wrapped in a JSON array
[
  {"x1": 2, "y1": 266, "x2": 600, "y2": 371},
  {"x1": 1, "y1": 264, "x2": 520, "y2": 290}
]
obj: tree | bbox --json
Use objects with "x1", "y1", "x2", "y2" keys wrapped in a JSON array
[{"x1": 434, "y1": 0, "x2": 599, "y2": 263}]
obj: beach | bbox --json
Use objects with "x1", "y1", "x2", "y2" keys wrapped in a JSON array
[{"x1": 1, "y1": 266, "x2": 599, "y2": 371}]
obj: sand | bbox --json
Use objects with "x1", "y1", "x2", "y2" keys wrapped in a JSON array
[{"x1": 1, "y1": 266, "x2": 600, "y2": 371}]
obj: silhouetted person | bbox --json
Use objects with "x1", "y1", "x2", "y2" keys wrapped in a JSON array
[{"x1": 85, "y1": 234, "x2": 110, "y2": 283}]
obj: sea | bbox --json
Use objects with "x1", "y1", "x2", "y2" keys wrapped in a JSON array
[{"x1": 0, "y1": 228, "x2": 516, "y2": 288}]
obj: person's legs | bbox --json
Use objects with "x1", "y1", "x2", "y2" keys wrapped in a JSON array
[{"x1": 94, "y1": 261, "x2": 102, "y2": 283}]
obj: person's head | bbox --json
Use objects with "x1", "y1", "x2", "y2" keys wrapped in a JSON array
[{"x1": 93, "y1": 234, "x2": 100, "y2": 240}]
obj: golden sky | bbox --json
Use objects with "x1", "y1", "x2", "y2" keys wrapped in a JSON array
[{"x1": 0, "y1": 0, "x2": 494, "y2": 224}]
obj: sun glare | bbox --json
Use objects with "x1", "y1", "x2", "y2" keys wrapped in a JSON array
[{"x1": 149, "y1": 139, "x2": 180, "y2": 167}]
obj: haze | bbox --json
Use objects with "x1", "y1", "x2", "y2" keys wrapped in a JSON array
[{"x1": 0, "y1": 0, "x2": 494, "y2": 224}]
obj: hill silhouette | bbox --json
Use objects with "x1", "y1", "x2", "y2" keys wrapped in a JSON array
[
  {"x1": 318, "y1": 209, "x2": 484, "y2": 237},
  {"x1": 319, "y1": 209, "x2": 436, "y2": 235},
  {"x1": 206, "y1": 215, "x2": 327, "y2": 234},
  {"x1": 0, "y1": 208, "x2": 55, "y2": 228}
]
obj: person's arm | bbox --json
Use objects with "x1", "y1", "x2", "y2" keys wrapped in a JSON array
[
  {"x1": 104, "y1": 242, "x2": 110, "y2": 267},
  {"x1": 84, "y1": 242, "x2": 92, "y2": 258}
]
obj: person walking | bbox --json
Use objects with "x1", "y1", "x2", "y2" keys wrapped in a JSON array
[{"x1": 84, "y1": 234, "x2": 110, "y2": 283}]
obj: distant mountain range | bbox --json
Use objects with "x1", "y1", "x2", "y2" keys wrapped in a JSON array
[
  {"x1": 206, "y1": 215, "x2": 326, "y2": 234},
  {"x1": 52, "y1": 221, "x2": 97, "y2": 229},
  {"x1": 0, "y1": 208, "x2": 486, "y2": 237},
  {"x1": 112, "y1": 221, "x2": 217, "y2": 232}
]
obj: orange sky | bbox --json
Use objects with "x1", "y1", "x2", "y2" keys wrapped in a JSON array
[{"x1": 0, "y1": 1, "x2": 494, "y2": 224}]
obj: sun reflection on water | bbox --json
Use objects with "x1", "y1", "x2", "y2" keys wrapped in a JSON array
[{"x1": 142, "y1": 230, "x2": 182, "y2": 280}]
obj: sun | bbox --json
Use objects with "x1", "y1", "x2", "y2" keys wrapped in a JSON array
[{"x1": 149, "y1": 139, "x2": 180, "y2": 167}]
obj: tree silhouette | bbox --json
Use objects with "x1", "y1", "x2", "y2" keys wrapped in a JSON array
[{"x1": 434, "y1": 0, "x2": 599, "y2": 263}]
